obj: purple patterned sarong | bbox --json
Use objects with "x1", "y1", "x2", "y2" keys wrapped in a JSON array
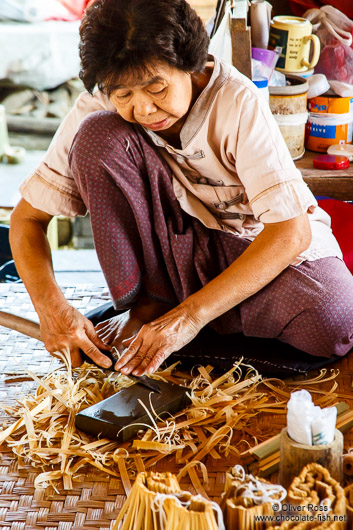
[{"x1": 70, "y1": 111, "x2": 353, "y2": 359}]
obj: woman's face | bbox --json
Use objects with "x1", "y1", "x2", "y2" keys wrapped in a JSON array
[{"x1": 109, "y1": 62, "x2": 193, "y2": 133}]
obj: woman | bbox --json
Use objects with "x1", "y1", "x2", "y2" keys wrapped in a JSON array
[{"x1": 10, "y1": 0, "x2": 353, "y2": 377}]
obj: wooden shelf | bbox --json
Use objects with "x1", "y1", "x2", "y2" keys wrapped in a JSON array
[{"x1": 295, "y1": 150, "x2": 353, "y2": 201}]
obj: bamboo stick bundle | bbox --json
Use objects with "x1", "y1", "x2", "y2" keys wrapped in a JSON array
[
  {"x1": 344, "y1": 483, "x2": 353, "y2": 528},
  {"x1": 263, "y1": 463, "x2": 347, "y2": 530},
  {"x1": 220, "y1": 465, "x2": 286, "y2": 529},
  {"x1": 112, "y1": 471, "x2": 182, "y2": 530},
  {"x1": 287, "y1": 463, "x2": 346, "y2": 515},
  {"x1": 162, "y1": 493, "x2": 224, "y2": 530},
  {"x1": 112, "y1": 471, "x2": 224, "y2": 530}
]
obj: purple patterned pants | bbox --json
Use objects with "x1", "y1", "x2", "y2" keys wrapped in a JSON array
[{"x1": 69, "y1": 111, "x2": 353, "y2": 359}]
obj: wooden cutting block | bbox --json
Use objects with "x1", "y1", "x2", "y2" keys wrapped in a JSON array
[{"x1": 75, "y1": 380, "x2": 190, "y2": 442}]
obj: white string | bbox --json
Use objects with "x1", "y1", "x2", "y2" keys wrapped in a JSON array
[
  {"x1": 208, "y1": 499, "x2": 226, "y2": 530},
  {"x1": 320, "y1": 497, "x2": 332, "y2": 513},
  {"x1": 151, "y1": 492, "x2": 188, "y2": 530},
  {"x1": 151, "y1": 491, "x2": 226, "y2": 530},
  {"x1": 231, "y1": 466, "x2": 287, "y2": 511},
  {"x1": 232, "y1": 464, "x2": 246, "y2": 481}
]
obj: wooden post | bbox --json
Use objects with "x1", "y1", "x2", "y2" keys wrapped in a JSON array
[
  {"x1": 279, "y1": 428, "x2": 343, "y2": 489},
  {"x1": 230, "y1": 0, "x2": 252, "y2": 79}
]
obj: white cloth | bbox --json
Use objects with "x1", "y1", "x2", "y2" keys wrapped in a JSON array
[{"x1": 0, "y1": 20, "x2": 80, "y2": 89}]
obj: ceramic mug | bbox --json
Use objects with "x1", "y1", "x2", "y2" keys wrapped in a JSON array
[{"x1": 269, "y1": 16, "x2": 320, "y2": 73}]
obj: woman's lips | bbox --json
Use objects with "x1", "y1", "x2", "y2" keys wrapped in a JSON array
[{"x1": 141, "y1": 118, "x2": 169, "y2": 130}]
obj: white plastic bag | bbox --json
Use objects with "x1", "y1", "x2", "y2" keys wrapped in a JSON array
[
  {"x1": 312, "y1": 407, "x2": 337, "y2": 445},
  {"x1": 329, "y1": 80, "x2": 353, "y2": 97},
  {"x1": 304, "y1": 5, "x2": 353, "y2": 84},
  {"x1": 287, "y1": 390, "x2": 337, "y2": 446},
  {"x1": 209, "y1": 2, "x2": 232, "y2": 65},
  {"x1": 287, "y1": 390, "x2": 315, "y2": 445}
]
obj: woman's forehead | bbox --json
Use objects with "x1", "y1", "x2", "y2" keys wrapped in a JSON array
[
  {"x1": 114, "y1": 75, "x2": 166, "y2": 90},
  {"x1": 111, "y1": 63, "x2": 171, "y2": 90}
]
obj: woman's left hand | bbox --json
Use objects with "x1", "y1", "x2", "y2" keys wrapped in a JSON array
[{"x1": 114, "y1": 303, "x2": 203, "y2": 375}]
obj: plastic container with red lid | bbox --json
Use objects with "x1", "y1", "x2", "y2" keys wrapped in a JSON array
[{"x1": 313, "y1": 155, "x2": 350, "y2": 170}]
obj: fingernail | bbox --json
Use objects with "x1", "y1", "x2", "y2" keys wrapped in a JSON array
[{"x1": 102, "y1": 359, "x2": 112, "y2": 368}]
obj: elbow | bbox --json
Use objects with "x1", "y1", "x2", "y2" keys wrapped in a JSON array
[
  {"x1": 293, "y1": 215, "x2": 312, "y2": 255},
  {"x1": 9, "y1": 199, "x2": 52, "y2": 250},
  {"x1": 9, "y1": 202, "x2": 28, "y2": 244},
  {"x1": 9, "y1": 204, "x2": 21, "y2": 246}
]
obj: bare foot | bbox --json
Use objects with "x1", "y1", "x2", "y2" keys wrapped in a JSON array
[{"x1": 95, "y1": 297, "x2": 171, "y2": 357}]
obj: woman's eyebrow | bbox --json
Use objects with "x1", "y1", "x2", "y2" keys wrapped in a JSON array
[{"x1": 113, "y1": 76, "x2": 165, "y2": 90}]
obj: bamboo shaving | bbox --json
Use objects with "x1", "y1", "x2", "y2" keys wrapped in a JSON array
[{"x1": 0, "y1": 358, "x2": 339, "y2": 493}]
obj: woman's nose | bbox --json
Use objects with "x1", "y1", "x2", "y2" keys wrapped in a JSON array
[{"x1": 133, "y1": 96, "x2": 157, "y2": 118}]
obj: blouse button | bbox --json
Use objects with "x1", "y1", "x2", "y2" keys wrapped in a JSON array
[
  {"x1": 176, "y1": 156, "x2": 184, "y2": 164},
  {"x1": 215, "y1": 201, "x2": 227, "y2": 210}
]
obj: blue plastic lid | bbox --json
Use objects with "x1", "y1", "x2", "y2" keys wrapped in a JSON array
[{"x1": 253, "y1": 78, "x2": 268, "y2": 88}]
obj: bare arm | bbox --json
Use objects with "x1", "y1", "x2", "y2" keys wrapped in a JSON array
[
  {"x1": 115, "y1": 213, "x2": 312, "y2": 375},
  {"x1": 10, "y1": 197, "x2": 111, "y2": 367}
]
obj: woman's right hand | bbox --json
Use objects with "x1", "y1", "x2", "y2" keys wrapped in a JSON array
[
  {"x1": 38, "y1": 302, "x2": 112, "y2": 368},
  {"x1": 10, "y1": 199, "x2": 111, "y2": 368}
]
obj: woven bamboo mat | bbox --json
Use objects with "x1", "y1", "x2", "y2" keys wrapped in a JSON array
[{"x1": 0, "y1": 283, "x2": 353, "y2": 529}]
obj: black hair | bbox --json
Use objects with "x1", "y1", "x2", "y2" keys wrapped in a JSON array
[{"x1": 79, "y1": 0, "x2": 209, "y2": 95}]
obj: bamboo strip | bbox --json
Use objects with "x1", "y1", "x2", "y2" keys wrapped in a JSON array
[{"x1": 0, "y1": 359, "x2": 341, "y2": 492}]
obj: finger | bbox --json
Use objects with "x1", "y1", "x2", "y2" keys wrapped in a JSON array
[
  {"x1": 122, "y1": 349, "x2": 152, "y2": 375},
  {"x1": 132, "y1": 348, "x2": 169, "y2": 375},
  {"x1": 121, "y1": 336, "x2": 134, "y2": 347},
  {"x1": 144, "y1": 350, "x2": 169, "y2": 374},
  {"x1": 113, "y1": 334, "x2": 137, "y2": 357},
  {"x1": 79, "y1": 335, "x2": 112, "y2": 368},
  {"x1": 47, "y1": 347, "x2": 82, "y2": 368},
  {"x1": 87, "y1": 322, "x2": 112, "y2": 351},
  {"x1": 114, "y1": 338, "x2": 142, "y2": 371},
  {"x1": 71, "y1": 348, "x2": 83, "y2": 368},
  {"x1": 119, "y1": 340, "x2": 164, "y2": 375}
]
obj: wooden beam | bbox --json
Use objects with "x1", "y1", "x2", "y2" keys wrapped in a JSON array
[{"x1": 230, "y1": 1, "x2": 252, "y2": 79}]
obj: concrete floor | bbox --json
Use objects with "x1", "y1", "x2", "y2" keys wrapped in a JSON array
[{"x1": 52, "y1": 249, "x2": 106, "y2": 286}]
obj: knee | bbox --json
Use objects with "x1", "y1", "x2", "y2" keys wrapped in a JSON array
[
  {"x1": 76, "y1": 110, "x2": 127, "y2": 138},
  {"x1": 305, "y1": 298, "x2": 353, "y2": 357},
  {"x1": 69, "y1": 111, "x2": 132, "y2": 170}
]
